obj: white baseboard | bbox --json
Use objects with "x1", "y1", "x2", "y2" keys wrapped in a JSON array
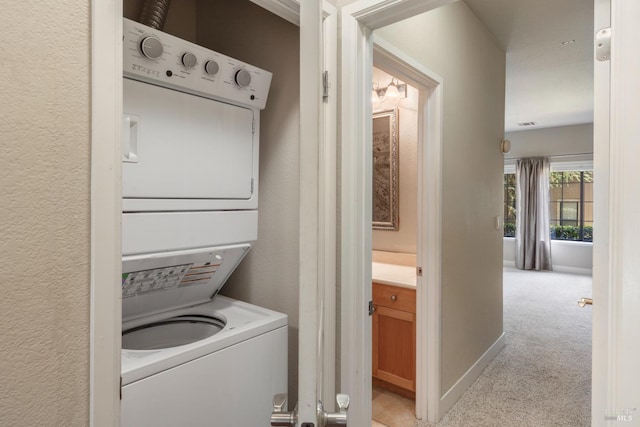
[
  {"x1": 503, "y1": 260, "x2": 592, "y2": 276},
  {"x1": 438, "y1": 333, "x2": 506, "y2": 418},
  {"x1": 553, "y1": 265, "x2": 592, "y2": 276}
]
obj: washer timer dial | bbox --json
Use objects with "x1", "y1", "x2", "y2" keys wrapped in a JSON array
[
  {"x1": 204, "y1": 60, "x2": 219, "y2": 75},
  {"x1": 234, "y1": 69, "x2": 252, "y2": 88},
  {"x1": 182, "y1": 52, "x2": 197, "y2": 68},
  {"x1": 139, "y1": 36, "x2": 163, "y2": 59}
]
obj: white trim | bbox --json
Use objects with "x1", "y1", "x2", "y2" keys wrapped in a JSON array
[
  {"x1": 340, "y1": 1, "x2": 454, "y2": 424},
  {"x1": 372, "y1": 37, "x2": 444, "y2": 422},
  {"x1": 249, "y1": 0, "x2": 301, "y2": 25},
  {"x1": 439, "y1": 333, "x2": 506, "y2": 416},
  {"x1": 503, "y1": 260, "x2": 516, "y2": 268},
  {"x1": 591, "y1": 0, "x2": 610, "y2": 424},
  {"x1": 553, "y1": 266, "x2": 593, "y2": 276},
  {"x1": 90, "y1": 0, "x2": 122, "y2": 425},
  {"x1": 247, "y1": 0, "x2": 336, "y2": 25},
  {"x1": 321, "y1": 10, "x2": 338, "y2": 411},
  {"x1": 606, "y1": 0, "x2": 640, "y2": 418}
]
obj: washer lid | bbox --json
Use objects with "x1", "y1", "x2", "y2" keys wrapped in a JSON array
[{"x1": 121, "y1": 243, "x2": 251, "y2": 323}]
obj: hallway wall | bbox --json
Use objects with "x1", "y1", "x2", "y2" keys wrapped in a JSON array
[
  {"x1": 376, "y1": 1, "x2": 506, "y2": 395},
  {"x1": 0, "y1": 1, "x2": 91, "y2": 425}
]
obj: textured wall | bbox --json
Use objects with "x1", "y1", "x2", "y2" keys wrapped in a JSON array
[
  {"x1": 194, "y1": 0, "x2": 301, "y2": 403},
  {"x1": 372, "y1": 67, "x2": 419, "y2": 254},
  {"x1": 377, "y1": 2, "x2": 506, "y2": 393},
  {"x1": 0, "y1": 1, "x2": 91, "y2": 426}
]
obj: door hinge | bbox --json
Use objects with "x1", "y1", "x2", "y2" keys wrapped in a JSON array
[
  {"x1": 369, "y1": 300, "x2": 375, "y2": 316},
  {"x1": 251, "y1": 178, "x2": 254, "y2": 194},
  {"x1": 120, "y1": 375, "x2": 123, "y2": 400},
  {"x1": 322, "y1": 71, "x2": 329, "y2": 100},
  {"x1": 596, "y1": 27, "x2": 611, "y2": 62},
  {"x1": 417, "y1": 266, "x2": 423, "y2": 277},
  {"x1": 252, "y1": 118, "x2": 256, "y2": 134}
]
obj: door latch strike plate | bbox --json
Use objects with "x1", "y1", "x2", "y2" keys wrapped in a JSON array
[
  {"x1": 302, "y1": 423, "x2": 315, "y2": 427},
  {"x1": 596, "y1": 27, "x2": 611, "y2": 62}
]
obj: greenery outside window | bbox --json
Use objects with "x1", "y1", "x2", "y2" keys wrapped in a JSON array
[{"x1": 503, "y1": 170, "x2": 593, "y2": 242}]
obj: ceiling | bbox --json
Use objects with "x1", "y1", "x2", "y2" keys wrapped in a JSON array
[{"x1": 463, "y1": 0, "x2": 594, "y2": 132}]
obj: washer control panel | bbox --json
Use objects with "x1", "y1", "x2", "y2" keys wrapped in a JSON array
[{"x1": 123, "y1": 18, "x2": 272, "y2": 110}]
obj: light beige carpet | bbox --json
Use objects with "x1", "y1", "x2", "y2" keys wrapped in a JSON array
[{"x1": 372, "y1": 267, "x2": 592, "y2": 427}]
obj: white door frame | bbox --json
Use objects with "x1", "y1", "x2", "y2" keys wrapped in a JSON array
[
  {"x1": 90, "y1": 0, "x2": 123, "y2": 424},
  {"x1": 597, "y1": 0, "x2": 640, "y2": 423},
  {"x1": 340, "y1": 1, "x2": 454, "y2": 424},
  {"x1": 372, "y1": 37, "x2": 444, "y2": 422}
]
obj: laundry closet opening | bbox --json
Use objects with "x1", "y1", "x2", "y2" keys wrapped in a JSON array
[{"x1": 123, "y1": 0, "x2": 301, "y2": 407}]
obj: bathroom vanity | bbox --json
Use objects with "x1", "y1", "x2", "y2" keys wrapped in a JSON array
[{"x1": 371, "y1": 262, "x2": 417, "y2": 397}]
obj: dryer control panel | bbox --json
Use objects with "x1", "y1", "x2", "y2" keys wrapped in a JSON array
[{"x1": 123, "y1": 18, "x2": 272, "y2": 110}]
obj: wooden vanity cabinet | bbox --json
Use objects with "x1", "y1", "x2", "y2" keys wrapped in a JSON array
[{"x1": 372, "y1": 282, "x2": 416, "y2": 395}]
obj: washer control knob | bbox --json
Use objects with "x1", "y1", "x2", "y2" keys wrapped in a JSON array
[
  {"x1": 182, "y1": 52, "x2": 197, "y2": 68},
  {"x1": 204, "y1": 60, "x2": 219, "y2": 75},
  {"x1": 139, "y1": 36, "x2": 163, "y2": 59},
  {"x1": 234, "y1": 69, "x2": 252, "y2": 87}
]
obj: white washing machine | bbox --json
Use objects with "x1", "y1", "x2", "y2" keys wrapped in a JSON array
[{"x1": 120, "y1": 18, "x2": 286, "y2": 427}]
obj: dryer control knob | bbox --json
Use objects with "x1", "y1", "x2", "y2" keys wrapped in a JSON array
[
  {"x1": 234, "y1": 69, "x2": 252, "y2": 87},
  {"x1": 204, "y1": 60, "x2": 219, "y2": 75},
  {"x1": 182, "y1": 52, "x2": 197, "y2": 69},
  {"x1": 139, "y1": 36, "x2": 163, "y2": 59}
]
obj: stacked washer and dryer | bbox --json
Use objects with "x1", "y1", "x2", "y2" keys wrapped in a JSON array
[{"x1": 120, "y1": 18, "x2": 287, "y2": 426}]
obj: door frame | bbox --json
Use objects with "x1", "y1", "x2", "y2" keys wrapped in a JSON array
[
  {"x1": 372, "y1": 37, "x2": 444, "y2": 422},
  {"x1": 340, "y1": 1, "x2": 454, "y2": 424}
]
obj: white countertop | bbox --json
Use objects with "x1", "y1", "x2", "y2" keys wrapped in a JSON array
[{"x1": 372, "y1": 262, "x2": 416, "y2": 289}]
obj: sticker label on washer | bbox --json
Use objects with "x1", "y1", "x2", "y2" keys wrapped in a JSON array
[
  {"x1": 122, "y1": 264, "x2": 192, "y2": 298},
  {"x1": 178, "y1": 262, "x2": 221, "y2": 287}
]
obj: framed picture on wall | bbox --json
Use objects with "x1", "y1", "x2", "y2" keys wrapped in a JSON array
[{"x1": 372, "y1": 108, "x2": 399, "y2": 230}]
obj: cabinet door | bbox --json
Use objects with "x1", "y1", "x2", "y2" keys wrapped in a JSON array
[{"x1": 372, "y1": 305, "x2": 416, "y2": 391}]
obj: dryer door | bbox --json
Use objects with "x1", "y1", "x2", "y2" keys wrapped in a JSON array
[{"x1": 122, "y1": 78, "x2": 256, "y2": 206}]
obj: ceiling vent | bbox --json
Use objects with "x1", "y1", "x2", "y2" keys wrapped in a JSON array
[{"x1": 517, "y1": 121, "x2": 537, "y2": 127}]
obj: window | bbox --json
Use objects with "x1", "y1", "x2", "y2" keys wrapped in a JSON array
[
  {"x1": 503, "y1": 170, "x2": 593, "y2": 242},
  {"x1": 549, "y1": 171, "x2": 593, "y2": 241},
  {"x1": 503, "y1": 173, "x2": 516, "y2": 237}
]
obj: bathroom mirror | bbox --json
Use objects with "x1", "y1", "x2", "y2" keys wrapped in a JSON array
[{"x1": 372, "y1": 108, "x2": 399, "y2": 230}]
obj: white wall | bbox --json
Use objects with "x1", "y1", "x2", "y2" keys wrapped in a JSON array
[
  {"x1": 0, "y1": 2, "x2": 90, "y2": 425},
  {"x1": 372, "y1": 67, "x2": 418, "y2": 254},
  {"x1": 376, "y1": 1, "x2": 506, "y2": 394},
  {"x1": 195, "y1": 0, "x2": 301, "y2": 402}
]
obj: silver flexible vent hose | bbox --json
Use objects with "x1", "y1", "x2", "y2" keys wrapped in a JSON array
[{"x1": 140, "y1": 0, "x2": 171, "y2": 30}]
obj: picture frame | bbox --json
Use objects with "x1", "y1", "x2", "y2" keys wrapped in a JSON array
[{"x1": 372, "y1": 108, "x2": 399, "y2": 230}]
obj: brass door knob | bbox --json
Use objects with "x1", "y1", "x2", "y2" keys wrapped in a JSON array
[{"x1": 578, "y1": 297, "x2": 593, "y2": 307}]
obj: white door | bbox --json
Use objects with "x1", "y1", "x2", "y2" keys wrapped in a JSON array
[
  {"x1": 293, "y1": 1, "x2": 341, "y2": 426},
  {"x1": 592, "y1": 0, "x2": 640, "y2": 425}
]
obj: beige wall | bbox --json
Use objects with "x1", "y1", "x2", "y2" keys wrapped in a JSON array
[
  {"x1": 376, "y1": 2, "x2": 506, "y2": 393},
  {"x1": 0, "y1": 2, "x2": 90, "y2": 426},
  {"x1": 195, "y1": 0, "x2": 301, "y2": 402},
  {"x1": 505, "y1": 123, "x2": 594, "y2": 159},
  {"x1": 372, "y1": 67, "x2": 419, "y2": 254}
]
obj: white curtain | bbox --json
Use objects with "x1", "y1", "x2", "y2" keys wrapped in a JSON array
[{"x1": 515, "y1": 157, "x2": 552, "y2": 271}]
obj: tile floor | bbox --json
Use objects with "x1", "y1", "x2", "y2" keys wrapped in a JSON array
[{"x1": 371, "y1": 387, "x2": 417, "y2": 427}]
